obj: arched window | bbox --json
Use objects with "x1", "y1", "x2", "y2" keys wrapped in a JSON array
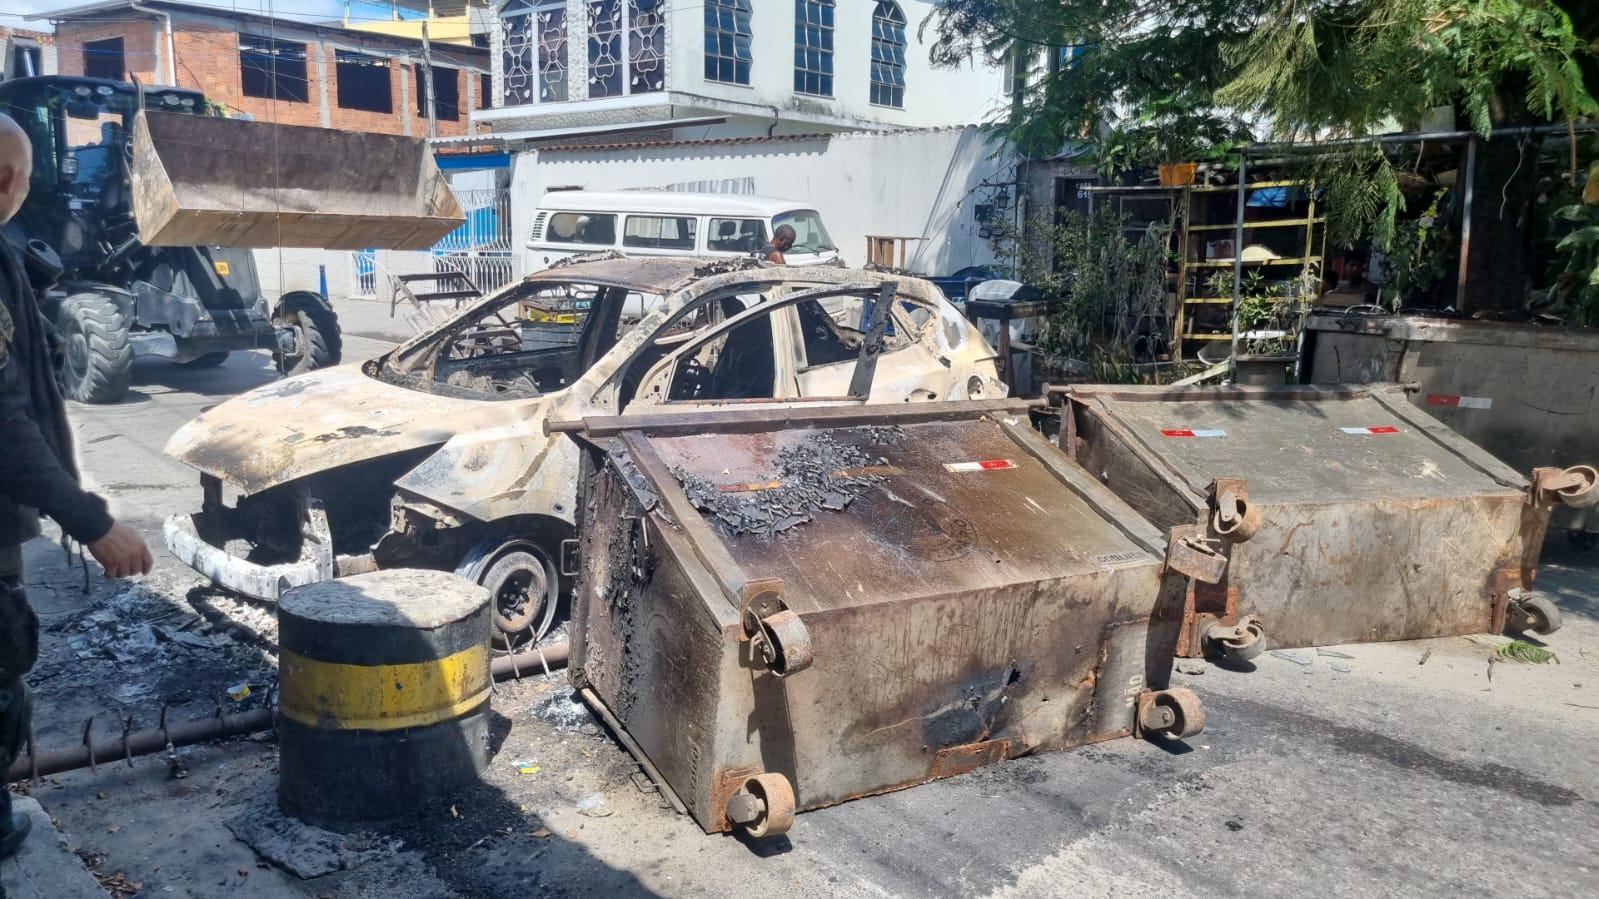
[
  {"x1": 870, "y1": 1, "x2": 906, "y2": 108},
  {"x1": 794, "y1": 0, "x2": 835, "y2": 97},
  {"x1": 705, "y1": 0, "x2": 753, "y2": 85}
]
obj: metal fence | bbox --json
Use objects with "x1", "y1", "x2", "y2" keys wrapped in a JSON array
[{"x1": 351, "y1": 187, "x2": 514, "y2": 300}]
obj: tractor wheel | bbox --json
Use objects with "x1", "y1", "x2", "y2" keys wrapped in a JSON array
[
  {"x1": 271, "y1": 291, "x2": 342, "y2": 375},
  {"x1": 57, "y1": 292, "x2": 133, "y2": 404},
  {"x1": 180, "y1": 351, "x2": 230, "y2": 367}
]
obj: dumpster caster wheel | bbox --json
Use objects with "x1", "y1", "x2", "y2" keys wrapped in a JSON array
[
  {"x1": 1138, "y1": 688, "x2": 1205, "y2": 741},
  {"x1": 1507, "y1": 594, "x2": 1563, "y2": 636},
  {"x1": 750, "y1": 610, "x2": 814, "y2": 677},
  {"x1": 726, "y1": 773, "x2": 795, "y2": 839},
  {"x1": 1211, "y1": 497, "x2": 1262, "y2": 543},
  {"x1": 1551, "y1": 465, "x2": 1599, "y2": 509},
  {"x1": 1567, "y1": 529, "x2": 1598, "y2": 552},
  {"x1": 1203, "y1": 617, "x2": 1266, "y2": 664}
]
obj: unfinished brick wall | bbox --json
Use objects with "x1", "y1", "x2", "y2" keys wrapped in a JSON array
[
  {"x1": 0, "y1": 26, "x2": 59, "y2": 79},
  {"x1": 53, "y1": 13, "x2": 476, "y2": 138},
  {"x1": 57, "y1": 20, "x2": 160, "y2": 82}
]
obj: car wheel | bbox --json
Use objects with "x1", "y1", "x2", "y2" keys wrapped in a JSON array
[{"x1": 456, "y1": 538, "x2": 562, "y2": 645}]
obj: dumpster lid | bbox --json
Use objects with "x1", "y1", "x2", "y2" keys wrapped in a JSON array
[
  {"x1": 597, "y1": 408, "x2": 1163, "y2": 615},
  {"x1": 1304, "y1": 310, "x2": 1599, "y2": 352},
  {"x1": 1070, "y1": 385, "x2": 1525, "y2": 503}
]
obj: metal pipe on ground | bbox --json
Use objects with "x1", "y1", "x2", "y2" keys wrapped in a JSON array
[
  {"x1": 4, "y1": 643, "x2": 571, "y2": 783},
  {"x1": 5, "y1": 707, "x2": 273, "y2": 783},
  {"x1": 490, "y1": 641, "x2": 570, "y2": 679}
]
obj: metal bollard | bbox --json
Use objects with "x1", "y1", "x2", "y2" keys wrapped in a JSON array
[{"x1": 276, "y1": 569, "x2": 492, "y2": 825}]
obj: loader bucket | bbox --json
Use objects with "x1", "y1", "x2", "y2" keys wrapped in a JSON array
[{"x1": 129, "y1": 110, "x2": 464, "y2": 251}]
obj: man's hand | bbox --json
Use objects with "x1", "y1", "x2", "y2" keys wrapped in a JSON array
[{"x1": 87, "y1": 522, "x2": 153, "y2": 578}]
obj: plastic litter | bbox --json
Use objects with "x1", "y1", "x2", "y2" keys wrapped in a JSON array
[{"x1": 576, "y1": 793, "x2": 612, "y2": 818}]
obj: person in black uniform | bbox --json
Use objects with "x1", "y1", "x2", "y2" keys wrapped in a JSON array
[{"x1": 0, "y1": 112, "x2": 152, "y2": 858}]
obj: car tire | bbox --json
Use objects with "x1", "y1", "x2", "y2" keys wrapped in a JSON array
[
  {"x1": 271, "y1": 291, "x2": 342, "y2": 375},
  {"x1": 57, "y1": 292, "x2": 134, "y2": 404}
]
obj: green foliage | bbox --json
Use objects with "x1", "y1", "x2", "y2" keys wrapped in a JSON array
[
  {"x1": 1497, "y1": 639, "x2": 1558, "y2": 664},
  {"x1": 1384, "y1": 188, "x2": 1454, "y2": 303},
  {"x1": 923, "y1": 1, "x2": 1261, "y2": 159},
  {"x1": 1202, "y1": 268, "x2": 1315, "y2": 353},
  {"x1": 926, "y1": 0, "x2": 1599, "y2": 250},
  {"x1": 1550, "y1": 190, "x2": 1599, "y2": 325},
  {"x1": 1306, "y1": 145, "x2": 1405, "y2": 250},
  {"x1": 1010, "y1": 206, "x2": 1174, "y2": 370}
]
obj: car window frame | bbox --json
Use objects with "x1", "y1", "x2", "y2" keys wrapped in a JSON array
[{"x1": 625, "y1": 283, "x2": 899, "y2": 411}]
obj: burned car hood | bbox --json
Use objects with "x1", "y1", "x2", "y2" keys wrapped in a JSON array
[{"x1": 164, "y1": 366, "x2": 541, "y2": 494}]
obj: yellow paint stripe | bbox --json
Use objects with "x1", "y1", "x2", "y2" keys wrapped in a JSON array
[{"x1": 279, "y1": 645, "x2": 490, "y2": 731}]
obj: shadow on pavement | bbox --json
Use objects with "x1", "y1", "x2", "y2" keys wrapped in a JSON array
[
  {"x1": 130, "y1": 351, "x2": 280, "y2": 397},
  {"x1": 1535, "y1": 531, "x2": 1599, "y2": 625}
]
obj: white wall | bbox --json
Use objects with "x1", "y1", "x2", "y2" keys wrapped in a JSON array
[
  {"x1": 484, "y1": 1, "x2": 1007, "y2": 132},
  {"x1": 667, "y1": 0, "x2": 1007, "y2": 129},
  {"x1": 510, "y1": 125, "x2": 1020, "y2": 277},
  {"x1": 255, "y1": 248, "x2": 355, "y2": 299}
]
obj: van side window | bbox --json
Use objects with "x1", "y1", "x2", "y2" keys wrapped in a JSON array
[
  {"x1": 624, "y1": 215, "x2": 697, "y2": 250},
  {"x1": 547, "y1": 212, "x2": 616, "y2": 245},
  {"x1": 707, "y1": 218, "x2": 767, "y2": 254}
]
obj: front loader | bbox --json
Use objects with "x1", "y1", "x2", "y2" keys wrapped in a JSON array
[{"x1": 0, "y1": 75, "x2": 463, "y2": 402}]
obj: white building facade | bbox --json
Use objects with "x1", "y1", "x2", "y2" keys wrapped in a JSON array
[{"x1": 479, "y1": 0, "x2": 1008, "y2": 137}]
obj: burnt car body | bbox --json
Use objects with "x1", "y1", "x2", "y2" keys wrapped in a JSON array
[{"x1": 163, "y1": 257, "x2": 1006, "y2": 640}]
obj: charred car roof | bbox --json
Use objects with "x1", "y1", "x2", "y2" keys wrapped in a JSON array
[{"x1": 523, "y1": 254, "x2": 766, "y2": 294}]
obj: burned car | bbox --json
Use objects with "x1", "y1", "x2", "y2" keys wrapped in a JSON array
[{"x1": 164, "y1": 257, "x2": 1006, "y2": 641}]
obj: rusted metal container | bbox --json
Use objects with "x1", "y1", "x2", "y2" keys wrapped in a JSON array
[
  {"x1": 555, "y1": 400, "x2": 1206, "y2": 838},
  {"x1": 1058, "y1": 383, "x2": 1591, "y2": 662},
  {"x1": 1302, "y1": 311, "x2": 1599, "y2": 542}
]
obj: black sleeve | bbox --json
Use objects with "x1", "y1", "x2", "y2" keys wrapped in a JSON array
[{"x1": 0, "y1": 353, "x2": 114, "y2": 544}]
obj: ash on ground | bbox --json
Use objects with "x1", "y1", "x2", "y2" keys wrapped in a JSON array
[
  {"x1": 29, "y1": 579, "x2": 279, "y2": 733},
  {"x1": 673, "y1": 428, "x2": 902, "y2": 538},
  {"x1": 531, "y1": 690, "x2": 599, "y2": 733}
]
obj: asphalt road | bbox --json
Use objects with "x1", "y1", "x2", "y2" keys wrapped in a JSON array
[{"x1": 11, "y1": 320, "x2": 1599, "y2": 899}]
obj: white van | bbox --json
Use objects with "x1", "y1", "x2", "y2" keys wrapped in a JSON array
[{"x1": 524, "y1": 191, "x2": 841, "y2": 273}]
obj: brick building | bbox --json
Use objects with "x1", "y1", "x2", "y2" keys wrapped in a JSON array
[
  {"x1": 0, "y1": 26, "x2": 57, "y2": 81},
  {"x1": 40, "y1": 0, "x2": 489, "y2": 138}
]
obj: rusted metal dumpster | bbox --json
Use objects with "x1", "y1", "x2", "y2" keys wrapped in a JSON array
[
  {"x1": 553, "y1": 400, "x2": 1206, "y2": 838},
  {"x1": 1301, "y1": 311, "x2": 1599, "y2": 543},
  {"x1": 1056, "y1": 383, "x2": 1592, "y2": 663}
]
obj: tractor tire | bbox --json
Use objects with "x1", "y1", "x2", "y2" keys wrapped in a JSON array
[
  {"x1": 57, "y1": 292, "x2": 133, "y2": 404},
  {"x1": 271, "y1": 291, "x2": 342, "y2": 375},
  {"x1": 179, "y1": 351, "x2": 230, "y2": 367}
]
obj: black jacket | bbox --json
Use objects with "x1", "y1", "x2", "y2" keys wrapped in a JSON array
[{"x1": 0, "y1": 234, "x2": 113, "y2": 549}]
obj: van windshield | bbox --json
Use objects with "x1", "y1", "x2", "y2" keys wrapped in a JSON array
[{"x1": 773, "y1": 209, "x2": 836, "y2": 254}]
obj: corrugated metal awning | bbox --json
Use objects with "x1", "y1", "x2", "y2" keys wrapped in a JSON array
[{"x1": 431, "y1": 116, "x2": 728, "y2": 148}]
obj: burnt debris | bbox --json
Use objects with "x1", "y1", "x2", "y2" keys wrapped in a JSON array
[{"x1": 672, "y1": 428, "x2": 904, "y2": 538}]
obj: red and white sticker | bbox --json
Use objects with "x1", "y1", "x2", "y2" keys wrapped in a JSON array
[
  {"x1": 943, "y1": 459, "x2": 1018, "y2": 472},
  {"x1": 1426, "y1": 393, "x2": 1493, "y2": 410},
  {"x1": 1159, "y1": 429, "x2": 1228, "y2": 438},
  {"x1": 1340, "y1": 426, "x2": 1401, "y2": 435}
]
